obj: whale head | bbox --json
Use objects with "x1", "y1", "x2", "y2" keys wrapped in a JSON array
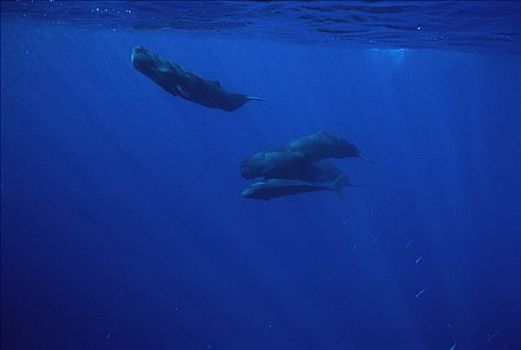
[{"x1": 131, "y1": 46, "x2": 158, "y2": 72}]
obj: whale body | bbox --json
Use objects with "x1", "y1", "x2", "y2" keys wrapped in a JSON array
[
  {"x1": 131, "y1": 46, "x2": 264, "y2": 111},
  {"x1": 240, "y1": 132, "x2": 370, "y2": 181},
  {"x1": 239, "y1": 150, "x2": 307, "y2": 180},
  {"x1": 242, "y1": 176, "x2": 346, "y2": 201},
  {"x1": 287, "y1": 132, "x2": 366, "y2": 161}
]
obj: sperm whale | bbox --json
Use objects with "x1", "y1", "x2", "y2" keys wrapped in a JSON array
[{"x1": 131, "y1": 46, "x2": 265, "y2": 111}]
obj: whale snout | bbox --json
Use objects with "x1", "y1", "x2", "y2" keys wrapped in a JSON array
[
  {"x1": 241, "y1": 188, "x2": 253, "y2": 198},
  {"x1": 131, "y1": 46, "x2": 155, "y2": 71}
]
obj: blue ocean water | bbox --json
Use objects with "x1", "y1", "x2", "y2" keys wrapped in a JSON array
[{"x1": 1, "y1": 1, "x2": 520, "y2": 349}]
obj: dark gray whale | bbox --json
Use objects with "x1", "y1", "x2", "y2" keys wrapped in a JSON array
[
  {"x1": 242, "y1": 176, "x2": 346, "y2": 201},
  {"x1": 287, "y1": 132, "x2": 371, "y2": 162},
  {"x1": 239, "y1": 150, "x2": 308, "y2": 180},
  {"x1": 131, "y1": 46, "x2": 265, "y2": 111},
  {"x1": 240, "y1": 132, "x2": 370, "y2": 180},
  {"x1": 240, "y1": 150, "x2": 349, "y2": 183}
]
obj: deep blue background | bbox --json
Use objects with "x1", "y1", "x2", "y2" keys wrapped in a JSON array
[{"x1": 1, "y1": 22, "x2": 520, "y2": 349}]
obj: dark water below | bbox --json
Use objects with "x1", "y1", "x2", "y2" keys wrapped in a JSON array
[{"x1": 1, "y1": 1, "x2": 521, "y2": 350}]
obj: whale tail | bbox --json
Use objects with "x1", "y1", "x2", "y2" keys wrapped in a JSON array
[{"x1": 246, "y1": 96, "x2": 267, "y2": 102}]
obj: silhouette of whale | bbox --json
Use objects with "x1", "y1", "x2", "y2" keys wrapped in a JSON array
[
  {"x1": 240, "y1": 132, "x2": 370, "y2": 180},
  {"x1": 131, "y1": 46, "x2": 265, "y2": 111},
  {"x1": 287, "y1": 132, "x2": 371, "y2": 162},
  {"x1": 241, "y1": 150, "x2": 349, "y2": 183},
  {"x1": 240, "y1": 150, "x2": 307, "y2": 180},
  {"x1": 242, "y1": 175, "x2": 346, "y2": 201}
]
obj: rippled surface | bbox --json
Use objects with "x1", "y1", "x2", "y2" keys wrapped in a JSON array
[{"x1": 2, "y1": 1, "x2": 521, "y2": 54}]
